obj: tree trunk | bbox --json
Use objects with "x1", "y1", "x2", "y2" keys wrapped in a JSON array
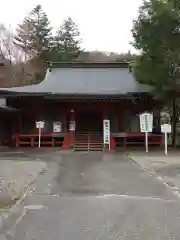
[{"x1": 172, "y1": 94, "x2": 177, "y2": 148}]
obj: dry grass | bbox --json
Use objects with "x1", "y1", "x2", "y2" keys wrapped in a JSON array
[
  {"x1": 0, "y1": 193, "x2": 20, "y2": 209},
  {"x1": 0, "y1": 160, "x2": 46, "y2": 209}
]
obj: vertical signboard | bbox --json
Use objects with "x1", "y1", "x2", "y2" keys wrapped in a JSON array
[
  {"x1": 161, "y1": 123, "x2": 171, "y2": 155},
  {"x1": 140, "y1": 113, "x2": 153, "y2": 133},
  {"x1": 69, "y1": 120, "x2": 76, "y2": 131},
  {"x1": 139, "y1": 113, "x2": 153, "y2": 153},
  {"x1": 103, "y1": 119, "x2": 110, "y2": 149},
  {"x1": 35, "y1": 121, "x2": 45, "y2": 148},
  {"x1": 53, "y1": 122, "x2": 61, "y2": 133}
]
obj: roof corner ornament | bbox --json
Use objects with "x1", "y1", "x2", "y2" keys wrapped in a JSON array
[
  {"x1": 45, "y1": 61, "x2": 52, "y2": 72},
  {"x1": 128, "y1": 64, "x2": 132, "y2": 73},
  {"x1": 49, "y1": 62, "x2": 52, "y2": 72}
]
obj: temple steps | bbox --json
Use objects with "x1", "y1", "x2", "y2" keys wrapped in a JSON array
[{"x1": 74, "y1": 132, "x2": 104, "y2": 151}]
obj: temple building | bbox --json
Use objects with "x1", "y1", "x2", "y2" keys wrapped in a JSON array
[{"x1": 0, "y1": 62, "x2": 162, "y2": 150}]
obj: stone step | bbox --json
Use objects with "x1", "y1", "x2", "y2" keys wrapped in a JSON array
[
  {"x1": 74, "y1": 147, "x2": 103, "y2": 151},
  {"x1": 74, "y1": 143, "x2": 104, "y2": 151},
  {"x1": 74, "y1": 133, "x2": 104, "y2": 151},
  {"x1": 75, "y1": 142, "x2": 103, "y2": 144},
  {"x1": 75, "y1": 144, "x2": 103, "y2": 147}
]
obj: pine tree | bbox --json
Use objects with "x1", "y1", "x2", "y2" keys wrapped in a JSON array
[
  {"x1": 54, "y1": 17, "x2": 82, "y2": 61},
  {"x1": 14, "y1": 4, "x2": 53, "y2": 83},
  {"x1": 14, "y1": 4, "x2": 52, "y2": 62}
]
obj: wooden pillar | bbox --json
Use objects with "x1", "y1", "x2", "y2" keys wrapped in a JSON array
[
  {"x1": 119, "y1": 105, "x2": 122, "y2": 132},
  {"x1": 62, "y1": 108, "x2": 76, "y2": 150},
  {"x1": 102, "y1": 103, "x2": 108, "y2": 119},
  {"x1": 62, "y1": 113, "x2": 70, "y2": 149},
  {"x1": 19, "y1": 114, "x2": 22, "y2": 134},
  {"x1": 69, "y1": 109, "x2": 76, "y2": 148}
]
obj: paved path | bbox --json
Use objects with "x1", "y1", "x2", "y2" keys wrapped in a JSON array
[
  {"x1": 4, "y1": 151, "x2": 180, "y2": 240},
  {"x1": 127, "y1": 150, "x2": 180, "y2": 199}
]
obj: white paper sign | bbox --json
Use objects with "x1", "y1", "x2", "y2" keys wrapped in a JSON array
[
  {"x1": 103, "y1": 119, "x2": 110, "y2": 145},
  {"x1": 36, "y1": 121, "x2": 45, "y2": 129},
  {"x1": 140, "y1": 113, "x2": 153, "y2": 132},
  {"x1": 53, "y1": 122, "x2": 61, "y2": 132},
  {"x1": 69, "y1": 121, "x2": 76, "y2": 131},
  {"x1": 161, "y1": 124, "x2": 171, "y2": 155},
  {"x1": 161, "y1": 124, "x2": 171, "y2": 133}
]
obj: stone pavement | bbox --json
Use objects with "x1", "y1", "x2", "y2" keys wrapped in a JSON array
[
  {"x1": 5, "y1": 152, "x2": 180, "y2": 240},
  {"x1": 126, "y1": 150, "x2": 180, "y2": 196},
  {"x1": 125, "y1": 150, "x2": 180, "y2": 167}
]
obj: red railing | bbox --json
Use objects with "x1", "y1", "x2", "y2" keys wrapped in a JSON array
[
  {"x1": 114, "y1": 133, "x2": 162, "y2": 146},
  {"x1": 13, "y1": 132, "x2": 163, "y2": 149},
  {"x1": 13, "y1": 133, "x2": 65, "y2": 147}
]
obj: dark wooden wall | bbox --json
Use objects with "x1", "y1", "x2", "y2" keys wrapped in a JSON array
[{"x1": 5, "y1": 96, "x2": 156, "y2": 134}]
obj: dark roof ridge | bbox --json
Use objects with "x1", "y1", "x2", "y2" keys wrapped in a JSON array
[{"x1": 45, "y1": 61, "x2": 130, "y2": 69}]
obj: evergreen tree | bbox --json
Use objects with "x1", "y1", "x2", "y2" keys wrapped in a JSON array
[
  {"x1": 14, "y1": 4, "x2": 52, "y2": 62},
  {"x1": 54, "y1": 17, "x2": 82, "y2": 61},
  {"x1": 132, "y1": 0, "x2": 180, "y2": 147},
  {"x1": 14, "y1": 4, "x2": 53, "y2": 82}
]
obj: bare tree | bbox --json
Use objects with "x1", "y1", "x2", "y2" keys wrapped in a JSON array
[
  {"x1": 0, "y1": 24, "x2": 33, "y2": 86},
  {"x1": 0, "y1": 24, "x2": 24, "y2": 63},
  {"x1": 14, "y1": 21, "x2": 35, "y2": 62}
]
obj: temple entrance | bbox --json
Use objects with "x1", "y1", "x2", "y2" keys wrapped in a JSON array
[{"x1": 76, "y1": 111, "x2": 102, "y2": 133}]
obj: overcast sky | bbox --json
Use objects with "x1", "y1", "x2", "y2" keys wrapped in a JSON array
[{"x1": 0, "y1": 0, "x2": 142, "y2": 53}]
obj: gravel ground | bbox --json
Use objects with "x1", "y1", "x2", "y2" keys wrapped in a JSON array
[{"x1": 0, "y1": 160, "x2": 47, "y2": 208}]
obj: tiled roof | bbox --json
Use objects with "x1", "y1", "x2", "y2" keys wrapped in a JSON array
[{"x1": 0, "y1": 62, "x2": 150, "y2": 97}]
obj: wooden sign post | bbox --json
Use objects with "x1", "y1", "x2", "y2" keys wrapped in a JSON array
[
  {"x1": 161, "y1": 124, "x2": 171, "y2": 155},
  {"x1": 36, "y1": 121, "x2": 45, "y2": 148},
  {"x1": 140, "y1": 113, "x2": 153, "y2": 153}
]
